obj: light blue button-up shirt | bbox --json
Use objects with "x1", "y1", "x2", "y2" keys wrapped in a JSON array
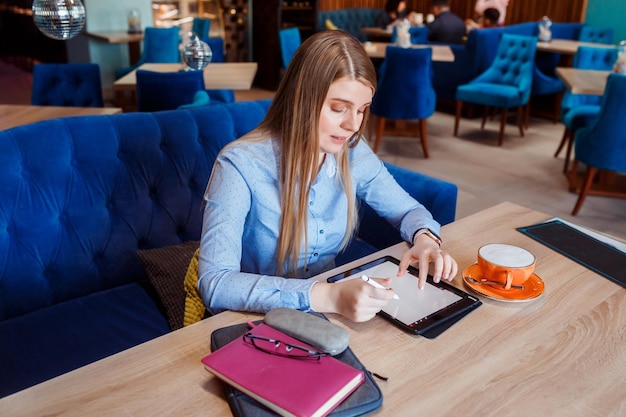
[{"x1": 198, "y1": 137, "x2": 440, "y2": 313}]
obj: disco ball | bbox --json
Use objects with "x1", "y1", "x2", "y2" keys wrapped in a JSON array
[
  {"x1": 32, "y1": 0, "x2": 86, "y2": 41},
  {"x1": 182, "y1": 32, "x2": 212, "y2": 71}
]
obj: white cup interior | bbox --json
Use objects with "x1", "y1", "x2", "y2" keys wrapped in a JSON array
[{"x1": 479, "y1": 244, "x2": 535, "y2": 268}]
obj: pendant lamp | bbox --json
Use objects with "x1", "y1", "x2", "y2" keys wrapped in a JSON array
[
  {"x1": 32, "y1": 0, "x2": 86, "y2": 41},
  {"x1": 182, "y1": 32, "x2": 212, "y2": 71}
]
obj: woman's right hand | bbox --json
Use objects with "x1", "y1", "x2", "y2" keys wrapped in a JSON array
[{"x1": 310, "y1": 278, "x2": 395, "y2": 322}]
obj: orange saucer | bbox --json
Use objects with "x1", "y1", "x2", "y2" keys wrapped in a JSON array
[{"x1": 462, "y1": 264, "x2": 544, "y2": 302}]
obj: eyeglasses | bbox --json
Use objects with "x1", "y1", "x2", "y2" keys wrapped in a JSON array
[{"x1": 243, "y1": 333, "x2": 329, "y2": 361}]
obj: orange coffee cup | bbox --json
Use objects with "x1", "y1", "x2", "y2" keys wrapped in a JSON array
[{"x1": 477, "y1": 243, "x2": 536, "y2": 290}]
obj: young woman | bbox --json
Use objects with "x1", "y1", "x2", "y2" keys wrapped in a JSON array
[{"x1": 198, "y1": 30, "x2": 458, "y2": 322}]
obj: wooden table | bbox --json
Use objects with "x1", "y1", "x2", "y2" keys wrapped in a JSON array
[
  {"x1": 536, "y1": 39, "x2": 617, "y2": 55},
  {"x1": 0, "y1": 105, "x2": 122, "y2": 131},
  {"x1": 555, "y1": 67, "x2": 611, "y2": 95},
  {"x1": 361, "y1": 27, "x2": 394, "y2": 40},
  {"x1": 363, "y1": 42, "x2": 454, "y2": 62},
  {"x1": 112, "y1": 62, "x2": 259, "y2": 109},
  {"x1": 85, "y1": 31, "x2": 144, "y2": 65},
  {"x1": 1, "y1": 202, "x2": 623, "y2": 416}
]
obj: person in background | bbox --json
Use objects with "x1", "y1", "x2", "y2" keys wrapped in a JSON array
[
  {"x1": 376, "y1": 0, "x2": 409, "y2": 31},
  {"x1": 466, "y1": 7, "x2": 501, "y2": 31},
  {"x1": 474, "y1": 0, "x2": 509, "y2": 26},
  {"x1": 198, "y1": 30, "x2": 458, "y2": 323},
  {"x1": 427, "y1": 0, "x2": 467, "y2": 44}
]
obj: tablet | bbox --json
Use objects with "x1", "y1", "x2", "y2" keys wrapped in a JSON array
[{"x1": 327, "y1": 256, "x2": 482, "y2": 337}]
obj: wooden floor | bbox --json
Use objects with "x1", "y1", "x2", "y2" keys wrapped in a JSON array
[{"x1": 1, "y1": 60, "x2": 624, "y2": 240}]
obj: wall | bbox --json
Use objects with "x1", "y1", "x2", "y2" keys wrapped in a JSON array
[
  {"x1": 81, "y1": 0, "x2": 152, "y2": 89},
  {"x1": 584, "y1": 0, "x2": 626, "y2": 43}
]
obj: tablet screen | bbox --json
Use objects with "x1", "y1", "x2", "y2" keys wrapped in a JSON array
[{"x1": 327, "y1": 256, "x2": 481, "y2": 335}]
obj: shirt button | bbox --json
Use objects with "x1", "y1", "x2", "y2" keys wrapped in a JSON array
[
  {"x1": 309, "y1": 201, "x2": 314, "y2": 206},
  {"x1": 319, "y1": 230, "x2": 324, "y2": 234},
  {"x1": 313, "y1": 253, "x2": 318, "y2": 257}
]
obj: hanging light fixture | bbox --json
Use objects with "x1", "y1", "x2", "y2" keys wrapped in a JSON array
[
  {"x1": 182, "y1": 32, "x2": 212, "y2": 71},
  {"x1": 32, "y1": 0, "x2": 86, "y2": 41}
]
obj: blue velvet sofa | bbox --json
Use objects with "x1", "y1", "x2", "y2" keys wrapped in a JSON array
[
  {"x1": 431, "y1": 21, "x2": 585, "y2": 102},
  {"x1": 0, "y1": 100, "x2": 457, "y2": 397},
  {"x1": 317, "y1": 8, "x2": 382, "y2": 41}
]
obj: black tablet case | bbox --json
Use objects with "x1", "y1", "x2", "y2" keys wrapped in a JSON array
[{"x1": 210, "y1": 318, "x2": 383, "y2": 417}]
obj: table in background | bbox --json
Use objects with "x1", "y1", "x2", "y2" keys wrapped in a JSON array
[
  {"x1": 0, "y1": 105, "x2": 122, "y2": 131},
  {"x1": 85, "y1": 31, "x2": 144, "y2": 65},
  {"x1": 360, "y1": 27, "x2": 393, "y2": 41},
  {"x1": 112, "y1": 62, "x2": 259, "y2": 110},
  {"x1": 363, "y1": 42, "x2": 454, "y2": 61},
  {"x1": 555, "y1": 67, "x2": 611, "y2": 95},
  {"x1": 535, "y1": 39, "x2": 617, "y2": 55},
  {"x1": 1, "y1": 202, "x2": 623, "y2": 416}
]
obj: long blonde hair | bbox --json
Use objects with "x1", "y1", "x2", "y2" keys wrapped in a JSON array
[{"x1": 252, "y1": 30, "x2": 376, "y2": 275}]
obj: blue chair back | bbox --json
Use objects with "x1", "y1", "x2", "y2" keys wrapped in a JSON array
[
  {"x1": 474, "y1": 33, "x2": 537, "y2": 104},
  {"x1": 561, "y1": 46, "x2": 618, "y2": 117},
  {"x1": 579, "y1": 26, "x2": 614, "y2": 44},
  {"x1": 32, "y1": 63, "x2": 103, "y2": 107},
  {"x1": 575, "y1": 73, "x2": 626, "y2": 172},
  {"x1": 390, "y1": 26, "x2": 428, "y2": 44},
  {"x1": 279, "y1": 27, "x2": 301, "y2": 69},
  {"x1": 192, "y1": 17, "x2": 211, "y2": 39},
  {"x1": 115, "y1": 27, "x2": 181, "y2": 79},
  {"x1": 136, "y1": 70, "x2": 205, "y2": 112},
  {"x1": 371, "y1": 46, "x2": 435, "y2": 120}
]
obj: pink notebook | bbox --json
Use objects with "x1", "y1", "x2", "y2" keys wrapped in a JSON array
[{"x1": 201, "y1": 323, "x2": 364, "y2": 417}]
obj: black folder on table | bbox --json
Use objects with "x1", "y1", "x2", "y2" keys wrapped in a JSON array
[{"x1": 517, "y1": 220, "x2": 626, "y2": 288}]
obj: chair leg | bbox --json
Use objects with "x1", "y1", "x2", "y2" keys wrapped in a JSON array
[
  {"x1": 524, "y1": 101, "x2": 531, "y2": 130},
  {"x1": 554, "y1": 127, "x2": 569, "y2": 157},
  {"x1": 498, "y1": 108, "x2": 508, "y2": 146},
  {"x1": 517, "y1": 106, "x2": 524, "y2": 137},
  {"x1": 481, "y1": 106, "x2": 489, "y2": 130},
  {"x1": 454, "y1": 101, "x2": 462, "y2": 136},
  {"x1": 568, "y1": 159, "x2": 580, "y2": 192},
  {"x1": 563, "y1": 129, "x2": 574, "y2": 174},
  {"x1": 373, "y1": 116, "x2": 386, "y2": 153},
  {"x1": 419, "y1": 119, "x2": 429, "y2": 158},
  {"x1": 572, "y1": 166, "x2": 598, "y2": 216}
]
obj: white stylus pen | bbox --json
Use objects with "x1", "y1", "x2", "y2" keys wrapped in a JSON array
[{"x1": 361, "y1": 275, "x2": 400, "y2": 300}]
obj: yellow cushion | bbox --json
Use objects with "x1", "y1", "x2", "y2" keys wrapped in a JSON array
[
  {"x1": 183, "y1": 248, "x2": 206, "y2": 327},
  {"x1": 325, "y1": 19, "x2": 339, "y2": 31}
]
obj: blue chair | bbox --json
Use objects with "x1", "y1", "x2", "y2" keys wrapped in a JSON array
[
  {"x1": 390, "y1": 26, "x2": 428, "y2": 44},
  {"x1": 136, "y1": 70, "x2": 209, "y2": 112},
  {"x1": 32, "y1": 63, "x2": 103, "y2": 107},
  {"x1": 192, "y1": 17, "x2": 211, "y2": 39},
  {"x1": 555, "y1": 46, "x2": 618, "y2": 173},
  {"x1": 454, "y1": 34, "x2": 537, "y2": 146},
  {"x1": 370, "y1": 46, "x2": 436, "y2": 158},
  {"x1": 570, "y1": 73, "x2": 626, "y2": 215},
  {"x1": 115, "y1": 27, "x2": 181, "y2": 80},
  {"x1": 579, "y1": 26, "x2": 614, "y2": 44},
  {"x1": 279, "y1": 27, "x2": 301, "y2": 69},
  {"x1": 199, "y1": 36, "x2": 235, "y2": 104}
]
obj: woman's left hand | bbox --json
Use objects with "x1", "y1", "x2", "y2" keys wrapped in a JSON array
[{"x1": 397, "y1": 234, "x2": 458, "y2": 290}]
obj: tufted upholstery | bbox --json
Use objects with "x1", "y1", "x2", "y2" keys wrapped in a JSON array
[
  {"x1": 579, "y1": 26, "x2": 614, "y2": 44},
  {"x1": 0, "y1": 99, "x2": 457, "y2": 397},
  {"x1": 317, "y1": 8, "x2": 381, "y2": 41},
  {"x1": 571, "y1": 73, "x2": 626, "y2": 215},
  {"x1": 455, "y1": 34, "x2": 537, "y2": 146},
  {"x1": 370, "y1": 46, "x2": 436, "y2": 157},
  {"x1": 115, "y1": 26, "x2": 181, "y2": 80},
  {"x1": 31, "y1": 63, "x2": 104, "y2": 107}
]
